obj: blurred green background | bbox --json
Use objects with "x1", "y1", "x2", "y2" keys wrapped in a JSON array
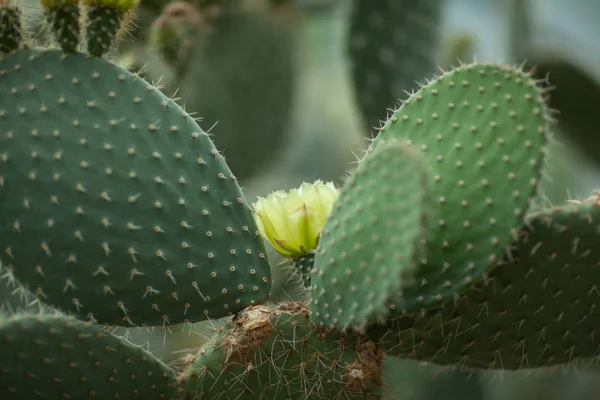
[{"x1": 4, "y1": 0, "x2": 600, "y2": 398}]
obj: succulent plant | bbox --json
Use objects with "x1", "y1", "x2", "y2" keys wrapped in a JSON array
[
  {"x1": 149, "y1": 1, "x2": 203, "y2": 77},
  {"x1": 148, "y1": 1, "x2": 296, "y2": 184},
  {"x1": 347, "y1": 0, "x2": 443, "y2": 135},
  {"x1": 0, "y1": 1, "x2": 596, "y2": 399}
]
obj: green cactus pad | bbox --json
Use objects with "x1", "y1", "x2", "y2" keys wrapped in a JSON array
[
  {"x1": 42, "y1": 4, "x2": 81, "y2": 53},
  {"x1": 348, "y1": 0, "x2": 442, "y2": 133},
  {"x1": 311, "y1": 143, "x2": 431, "y2": 329},
  {"x1": 86, "y1": 6, "x2": 125, "y2": 57},
  {"x1": 0, "y1": 6, "x2": 22, "y2": 53},
  {"x1": 293, "y1": 253, "x2": 314, "y2": 287},
  {"x1": 0, "y1": 312, "x2": 177, "y2": 399},
  {"x1": 0, "y1": 48, "x2": 271, "y2": 327},
  {"x1": 367, "y1": 63, "x2": 548, "y2": 314},
  {"x1": 177, "y1": 302, "x2": 384, "y2": 399},
  {"x1": 369, "y1": 193, "x2": 600, "y2": 369}
]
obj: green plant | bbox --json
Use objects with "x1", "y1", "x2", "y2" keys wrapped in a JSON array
[
  {"x1": 348, "y1": 0, "x2": 443, "y2": 135},
  {"x1": 0, "y1": 1, "x2": 595, "y2": 399},
  {"x1": 148, "y1": 0, "x2": 296, "y2": 184}
]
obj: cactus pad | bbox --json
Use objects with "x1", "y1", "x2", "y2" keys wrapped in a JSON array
[
  {"x1": 370, "y1": 193, "x2": 600, "y2": 369},
  {"x1": 0, "y1": 48, "x2": 271, "y2": 327},
  {"x1": 0, "y1": 312, "x2": 177, "y2": 399},
  {"x1": 310, "y1": 143, "x2": 431, "y2": 329},
  {"x1": 0, "y1": 6, "x2": 21, "y2": 53},
  {"x1": 177, "y1": 7, "x2": 295, "y2": 182},
  {"x1": 40, "y1": 0, "x2": 81, "y2": 53},
  {"x1": 176, "y1": 302, "x2": 384, "y2": 399},
  {"x1": 293, "y1": 253, "x2": 314, "y2": 287},
  {"x1": 84, "y1": 0, "x2": 139, "y2": 57},
  {"x1": 368, "y1": 63, "x2": 548, "y2": 314},
  {"x1": 348, "y1": 0, "x2": 442, "y2": 133}
]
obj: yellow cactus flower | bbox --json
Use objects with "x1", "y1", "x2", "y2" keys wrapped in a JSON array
[{"x1": 252, "y1": 180, "x2": 339, "y2": 258}]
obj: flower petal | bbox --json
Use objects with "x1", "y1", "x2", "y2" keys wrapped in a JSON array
[{"x1": 251, "y1": 180, "x2": 339, "y2": 258}]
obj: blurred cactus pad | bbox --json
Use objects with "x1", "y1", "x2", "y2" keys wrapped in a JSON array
[
  {"x1": 348, "y1": 0, "x2": 442, "y2": 135},
  {"x1": 1, "y1": 0, "x2": 600, "y2": 400},
  {"x1": 147, "y1": 0, "x2": 297, "y2": 183}
]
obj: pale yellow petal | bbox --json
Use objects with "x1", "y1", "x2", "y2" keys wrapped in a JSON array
[
  {"x1": 250, "y1": 180, "x2": 339, "y2": 258},
  {"x1": 254, "y1": 210, "x2": 289, "y2": 255}
]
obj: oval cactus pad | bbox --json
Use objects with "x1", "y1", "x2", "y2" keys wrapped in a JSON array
[
  {"x1": 370, "y1": 194, "x2": 600, "y2": 369},
  {"x1": 311, "y1": 143, "x2": 431, "y2": 329},
  {"x1": 0, "y1": 313, "x2": 177, "y2": 399},
  {"x1": 370, "y1": 63, "x2": 548, "y2": 314},
  {"x1": 0, "y1": 49, "x2": 271, "y2": 327}
]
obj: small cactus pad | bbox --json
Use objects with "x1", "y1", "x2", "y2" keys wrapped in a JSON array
[
  {"x1": 310, "y1": 143, "x2": 431, "y2": 329},
  {"x1": 40, "y1": 0, "x2": 81, "y2": 53},
  {"x1": 0, "y1": 5, "x2": 21, "y2": 53},
  {"x1": 368, "y1": 63, "x2": 548, "y2": 314},
  {"x1": 348, "y1": 0, "x2": 442, "y2": 133},
  {"x1": 176, "y1": 302, "x2": 384, "y2": 399},
  {"x1": 293, "y1": 253, "x2": 314, "y2": 287},
  {"x1": 0, "y1": 48, "x2": 271, "y2": 327},
  {"x1": 0, "y1": 312, "x2": 177, "y2": 399},
  {"x1": 84, "y1": 0, "x2": 140, "y2": 57},
  {"x1": 369, "y1": 192, "x2": 600, "y2": 369}
]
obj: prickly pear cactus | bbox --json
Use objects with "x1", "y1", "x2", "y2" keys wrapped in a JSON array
[
  {"x1": 0, "y1": 4, "x2": 21, "y2": 53},
  {"x1": 177, "y1": 302, "x2": 384, "y2": 399},
  {"x1": 309, "y1": 142, "x2": 432, "y2": 328},
  {"x1": 40, "y1": 0, "x2": 81, "y2": 53},
  {"x1": 0, "y1": 312, "x2": 177, "y2": 398},
  {"x1": 156, "y1": 4, "x2": 296, "y2": 183},
  {"x1": 0, "y1": 5, "x2": 271, "y2": 328},
  {"x1": 84, "y1": 0, "x2": 139, "y2": 56},
  {"x1": 2, "y1": 1, "x2": 599, "y2": 399},
  {"x1": 311, "y1": 63, "x2": 549, "y2": 329},
  {"x1": 149, "y1": 1, "x2": 203, "y2": 77},
  {"x1": 348, "y1": 0, "x2": 443, "y2": 133},
  {"x1": 369, "y1": 192, "x2": 600, "y2": 370}
]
